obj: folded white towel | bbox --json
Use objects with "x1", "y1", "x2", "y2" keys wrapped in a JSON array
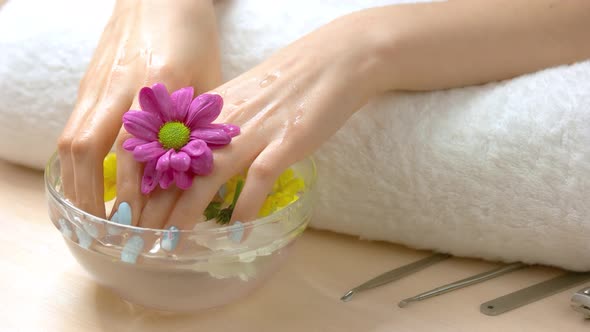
[{"x1": 2, "y1": 0, "x2": 590, "y2": 270}]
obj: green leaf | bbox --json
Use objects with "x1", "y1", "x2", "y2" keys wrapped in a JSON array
[
  {"x1": 204, "y1": 202, "x2": 221, "y2": 220},
  {"x1": 216, "y1": 208, "x2": 232, "y2": 225},
  {"x1": 215, "y1": 179, "x2": 245, "y2": 225},
  {"x1": 232, "y1": 179, "x2": 244, "y2": 207}
]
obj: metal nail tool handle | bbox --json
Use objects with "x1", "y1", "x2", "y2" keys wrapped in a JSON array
[
  {"x1": 341, "y1": 253, "x2": 451, "y2": 302},
  {"x1": 398, "y1": 262, "x2": 527, "y2": 308},
  {"x1": 570, "y1": 286, "x2": 590, "y2": 318},
  {"x1": 481, "y1": 272, "x2": 590, "y2": 316}
]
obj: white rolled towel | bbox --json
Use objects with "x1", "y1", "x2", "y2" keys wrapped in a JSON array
[{"x1": 1, "y1": 0, "x2": 590, "y2": 270}]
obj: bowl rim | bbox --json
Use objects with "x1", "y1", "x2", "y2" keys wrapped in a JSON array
[{"x1": 45, "y1": 151, "x2": 317, "y2": 235}]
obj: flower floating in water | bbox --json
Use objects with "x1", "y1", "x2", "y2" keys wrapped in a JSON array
[
  {"x1": 103, "y1": 152, "x2": 117, "y2": 202},
  {"x1": 207, "y1": 168, "x2": 305, "y2": 223},
  {"x1": 258, "y1": 168, "x2": 305, "y2": 217},
  {"x1": 122, "y1": 83, "x2": 239, "y2": 194},
  {"x1": 102, "y1": 154, "x2": 305, "y2": 221}
]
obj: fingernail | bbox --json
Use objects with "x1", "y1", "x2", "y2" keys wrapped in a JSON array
[
  {"x1": 107, "y1": 211, "x2": 121, "y2": 235},
  {"x1": 75, "y1": 226, "x2": 93, "y2": 249},
  {"x1": 58, "y1": 218, "x2": 72, "y2": 240},
  {"x1": 117, "y1": 202, "x2": 132, "y2": 226},
  {"x1": 82, "y1": 221, "x2": 99, "y2": 239},
  {"x1": 161, "y1": 226, "x2": 180, "y2": 252},
  {"x1": 121, "y1": 235, "x2": 144, "y2": 264},
  {"x1": 229, "y1": 221, "x2": 244, "y2": 243}
]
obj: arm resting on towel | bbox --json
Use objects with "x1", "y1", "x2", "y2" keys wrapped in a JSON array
[{"x1": 353, "y1": 0, "x2": 590, "y2": 92}]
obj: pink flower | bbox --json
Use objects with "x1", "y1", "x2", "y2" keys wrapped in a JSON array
[{"x1": 122, "y1": 83, "x2": 239, "y2": 194}]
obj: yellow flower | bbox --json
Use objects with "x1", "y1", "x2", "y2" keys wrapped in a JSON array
[
  {"x1": 222, "y1": 173, "x2": 247, "y2": 206},
  {"x1": 259, "y1": 168, "x2": 305, "y2": 217},
  {"x1": 103, "y1": 153, "x2": 305, "y2": 217},
  {"x1": 103, "y1": 152, "x2": 117, "y2": 202},
  {"x1": 222, "y1": 168, "x2": 305, "y2": 218}
]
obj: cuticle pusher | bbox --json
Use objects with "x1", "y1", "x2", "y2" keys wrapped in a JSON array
[
  {"x1": 398, "y1": 262, "x2": 528, "y2": 308},
  {"x1": 340, "y1": 253, "x2": 451, "y2": 302}
]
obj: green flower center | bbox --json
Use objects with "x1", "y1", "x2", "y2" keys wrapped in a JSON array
[{"x1": 158, "y1": 121, "x2": 190, "y2": 150}]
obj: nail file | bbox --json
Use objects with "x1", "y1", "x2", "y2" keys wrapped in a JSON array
[
  {"x1": 340, "y1": 253, "x2": 451, "y2": 302},
  {"x1": 480, "y1": 272, "x2": 590, "y2": 316}
]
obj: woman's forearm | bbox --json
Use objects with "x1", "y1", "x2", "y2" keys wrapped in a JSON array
[{"x1": 358, "y1": 0, "x2": 590, "y2": 92}]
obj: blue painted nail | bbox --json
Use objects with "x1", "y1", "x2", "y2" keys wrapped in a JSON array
[
  {"x1": 161, "y1": 226, "x2": 180, "y2": 251},
  {"x1": 75, "y1": 226, "x2": 93, "y2": 249},
  {"x1": 58, "y1": 218, "x2": 72, "y2": 239},
  {"x1": 121, "y1": 235, "x2": 144, "y2": 264},
  {"x1": 117, "y1": 202, "x2": 132, "y2": 226},
  {"x1": 107, "y1": 211, "x2": 122, "y2": 235},
  {"x1": 82, "y1": 222, "x2": 99, "y2": 239},
  {"x1": 229, "y1": 221, "x2": 244, "y2": 243}
]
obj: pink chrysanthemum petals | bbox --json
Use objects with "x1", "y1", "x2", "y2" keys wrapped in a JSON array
[
  {"x1": 159, "y1": 169, "x2": 174, "y2": 189},
  {"x1": 141, "y1": 160, "x2": 159, "y2": 194},
  {"x1": 186, "y1": 94, "x2": 223, "y2": 129},
  {"x1": 221, "y1": 124, "x2": 240, "y2": 137},
  {"x1": 207, "y1": 123, "x2": 240, "y2": 138},
  {"x1": 155, "y1": 149, "x2": 173, "y2": 172},
  {"x1": 189, "y1": 148, "x2": 213, "y2": 175},
  {"x1": 125, "y1": 84, "x2": 240, "y2": 194},
  {"x1": 152, "y1": 83, "x2": 173, "y2": 122},
  {"x1": 170, "y1": 86, "x2": 194, "y2": 121},
  {"x1": 181, "y1": 139, "x2": 208, "y2": 157},
  {"x1": 133, "y1": 141, "x2": 165, "y2": 162},
  {"x1": 138, "y1": 87, "x2": 164, "y2": 120},
  {"x1": 206, "y1": 144, "x2": 227, "y2": 150},
  {"x1": 123, "y1": 137, "x2": 150, "y2": 151},
  {"x1": 170, "y1": 151, "x2": 191, "y2": 172},
  {"x1": 190, "y1": 128, "x2": 231, "y2": 145},
  {"x1": 123, "y1": 111, "x2": 162, "y2": 141},
  {"x1": 174, "y1": 171, "x2": 193, "y2": 190}
]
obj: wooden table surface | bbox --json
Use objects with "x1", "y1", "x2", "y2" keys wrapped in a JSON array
[{"x1": 0, "y1": 159, "x2": 588, "y2": 332}]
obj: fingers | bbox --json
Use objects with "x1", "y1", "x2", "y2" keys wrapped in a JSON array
[
  {"x1": 111, "y1": 129, "x2": 146, "y2": 226},
  {"x1": 163, "y1": 175, "x2": 224, "y2": 230},
  {"x1": 164, "y1": 140, "x2": 255, "y2": 230},
  {"x1": 72, "y1": 86, "x2": 135, "y2": 216},
  {"x1": 119, "y1": 80, "x2": 199, "y2": 229},
  {"x1": 128, "y1": 66, "x2": 222, "y2": 229},
  {"x1": 139, "y1": 187, "x2": 182, "y2": 229},
  {"x1": 230, "y1": 143, "x2": 289, "y2": 223},
  {"x1": 58, "y1": 82, "x2": 102, "y2": 204},
  {"x1": 58, "y1": 19, "x2": 127, "y2": 213}
]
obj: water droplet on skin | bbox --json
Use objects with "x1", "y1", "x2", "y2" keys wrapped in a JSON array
[{"x1": 259, "y1": 73, "x2": 278, "y2": 88}]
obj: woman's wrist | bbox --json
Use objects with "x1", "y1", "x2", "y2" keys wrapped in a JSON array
[
  {"x1": 346, "y1": 0, "x2": 590, "y2": 94},
  {"x1": 324, "y1": 10, "x2": 400, "y2": 100},
  {"x1": 333, "y1": 8, "x2": 411, "y2": 98}
]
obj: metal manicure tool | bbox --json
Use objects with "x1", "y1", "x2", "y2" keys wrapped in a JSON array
[
  {"x1": 570, "y1": 286, "x2": 590, "y2": 318},
  {"x1": 481, "y1": 271, "x2": 590, "y2": 316},
  {"x1": 340, "y1": 253, "x2": 451, "y2": 302},
  {"x1": 398, "y1": 262, "x2": 527, "y2": 308}
]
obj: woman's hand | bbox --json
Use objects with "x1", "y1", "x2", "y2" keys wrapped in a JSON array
[
  {"x1": 141, "y1": 13, "x2": 385, "y2": 231},
  {"x1": 58, "y1": 0, "x2": 221, "y2": 221}
]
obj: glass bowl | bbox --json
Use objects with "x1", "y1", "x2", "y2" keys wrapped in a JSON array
[{"x1": 45, "y1": 153, "x2": 316, "y2": 313}]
